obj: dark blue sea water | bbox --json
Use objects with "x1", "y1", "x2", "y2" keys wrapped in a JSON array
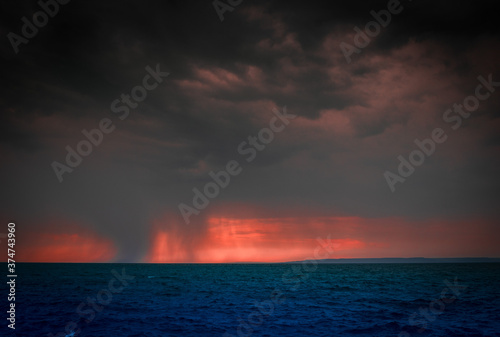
[{"x1": 1, "y1": 263, "x2": 499, "y2": 336}]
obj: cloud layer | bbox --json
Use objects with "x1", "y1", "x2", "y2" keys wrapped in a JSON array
[{"x1": 0, "y1": 0, "x2": 499, "y2": 262}]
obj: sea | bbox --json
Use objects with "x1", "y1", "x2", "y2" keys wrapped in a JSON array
[{"x1": 1, "y1": 263, "x2": 499, "y2": 336}]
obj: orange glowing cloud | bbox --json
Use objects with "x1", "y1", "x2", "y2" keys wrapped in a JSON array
[
  {"x1": 148, "y1": 230, "x2": 190, "y2": 263},
  {"x1": 7, "y1": 220, "x2": 117, "y2": 263},
  {"x1": 194, "y1": 217, "x2": 367, "y2": 263},
  {"x1": 144, "y1": 212, "x2": 500, "y2": 263},
  {"x1": 145, "y1": 215, "x2": 369, "y2": 263},
  {"x1": 145, "y1": 217, "x2": 198, "y2": 263}
]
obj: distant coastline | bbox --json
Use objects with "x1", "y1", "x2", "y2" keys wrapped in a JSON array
[{"x1": 287, "y1": 257, "x2": 500, "y2": 264}]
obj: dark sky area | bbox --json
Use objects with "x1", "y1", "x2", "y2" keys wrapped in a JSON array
[{"x1": 0, "y1": 0, "x2": 499, "y2": 262}]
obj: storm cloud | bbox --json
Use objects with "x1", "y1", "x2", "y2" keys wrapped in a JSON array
[{"x1": 1, "y1": 0, "x2": 499, "y2": 262}]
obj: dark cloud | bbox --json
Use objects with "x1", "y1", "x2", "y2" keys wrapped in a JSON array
[{"x1": 0, "y1": 0, "x2": 499, "y2": 261}]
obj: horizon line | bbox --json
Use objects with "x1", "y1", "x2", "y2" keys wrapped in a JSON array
[{"x1": 3, "y1": 257, "x2": 500, "y2": 264}]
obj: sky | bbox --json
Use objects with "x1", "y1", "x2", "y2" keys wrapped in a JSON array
[{"x1": 0, "y1": 0, "x2": 499, "y2": 263}]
